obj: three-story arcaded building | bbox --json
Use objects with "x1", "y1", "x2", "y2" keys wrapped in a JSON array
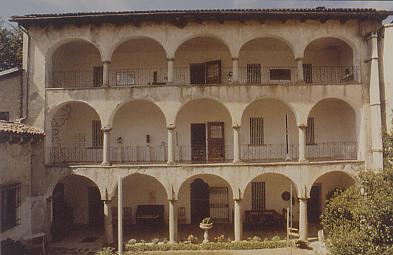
[{"x1": 7, "y1": 8, "x2": 392, "y2": 246}]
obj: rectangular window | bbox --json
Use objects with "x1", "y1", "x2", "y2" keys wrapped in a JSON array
[
  {"x1": 1, "y1": 183, "x2": 21, "y2": 232},
  {"x1": 116, "y1": 71, "x2": 135, "y2": 85},
  {"x1": 306, "y1": 117, "x2": 315, "y2": 145},
  {"x1": 247, "y1": 64, "x2": 261, "y2": 84},
  {"x1": 92, "y1": 120, "x2": 103, "y2": 147},
  {"x1": 93, "y1": 66, "x2": 103, "y2": 87},
  {"x1": 250, "y1": 118, "x2": 264, "y2": 145},
  {"x1": 270, "y1": 69, "x2": 291, "y2": 81},
  {"x1": 0, "y1": 112, "x2": 9, "y2": 121},
  {"x1": 251, "y1": 182, "x2": 265, "y2": 211}
]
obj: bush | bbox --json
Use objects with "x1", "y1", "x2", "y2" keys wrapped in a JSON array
[
  {"x1": 322, "y1": 167, "x2": 393, "y2": 255},
  {"x1": 96, "y1": 247, "x2": 117, "y2": 255}
]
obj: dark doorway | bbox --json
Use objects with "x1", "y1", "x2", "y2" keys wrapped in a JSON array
[
  {"x1": 88, "y1": 186, "x2": 104, "y2": 227},
  {"x1": 303, "y1": 64, "x2": 313, "y2": 83},
  {"x1": 191, "y1": 123, "x2": 207, "y2": 162},
  {"x1": 190, "y1": 179, "x2": 210, "y2": 224},
  {"x1": 52, "y1": 183, "x2": 68, "y2": 241},
  {"x1": 207, "y1": 122, "x2": 225, "y2": 162},
  {"x1": 190, "y1": 60, "x2": 222, "y2": 84},
  {"x1": 190, "y1": 64, "x2": 206, "y2": 84},
  {"x1": 308, "y1": 185, "x2": 321, "y2": 223}
]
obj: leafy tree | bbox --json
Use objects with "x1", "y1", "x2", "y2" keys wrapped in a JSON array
[
  {"x1": 0, "y1": 19, "x2": 22, "y2": 71},
  {"x1": 321, "y1": 132, "x2": 393, "y2": 255}
]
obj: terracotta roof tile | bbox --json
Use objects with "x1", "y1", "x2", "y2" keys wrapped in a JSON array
[{"x1": 0, "y1": 121, "x2": 45, "y2": 136}]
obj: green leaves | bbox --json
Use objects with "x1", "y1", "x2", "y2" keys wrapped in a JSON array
[{"x1": 0, "y1": 19, "x2": 22, "y2": 71}]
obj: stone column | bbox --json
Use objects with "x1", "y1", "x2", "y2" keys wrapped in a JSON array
[
  {"x1": 233, "y1": 125, "x2": 241, "y2": 163},
  {"x1": 118, "y1": 176, "x2": 123, "y2": 255},
  {"x1": 102, "y1": 128, "x2": 112, "y2": 166},
  {"x1": 167, "y1": 58, "x2": 175, "y2": 84},
  {"x1": 232, "y1": 58, "x2": 239, "y2": 83},
  {"x1": 298, "y1": 125, "x2": 307, "y2": 162},
  {"x1": 103, "y1": 61, "x2": 110, "y2": 87},
  {"x1": 368, "y1": 33, "x2": 383, "y2": 170},
  {"x1": 234, "y1": 199, "x2": 243, "y2": 241},
  {"x1": 295, "y1": 57, "x2": 304, "y2": 83},
  {"x1": 167, "y1": 126, "x2": 176, "y2": 165},
  {"x1": 168, "y1": 199, "x2": 177, "y2": 243},
  {"x1": 103, "y1": 200, "x2": 114, "y2": 244},
  {"x1": 299, "y1": 197, "x2": 308, "y2": 241}
]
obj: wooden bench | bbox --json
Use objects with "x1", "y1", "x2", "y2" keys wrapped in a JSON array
[{"x1": 136, "y1": 204, "x2": 164, "y2": 225}]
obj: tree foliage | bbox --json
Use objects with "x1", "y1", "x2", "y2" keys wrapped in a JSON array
[
  {"x1": 321, "y1": 132, "x2": 393, "y2": 255},
  {"x1": 0, "y1": 19, "x2": 22, "y2": 71}
]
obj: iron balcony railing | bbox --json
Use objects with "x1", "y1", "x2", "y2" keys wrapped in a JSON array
[
  {"x1": 48, "y1": 146, "x2": 103, "y2": 164},
  {"x1": 47, "y1": 66, "x2": 360, "y2": 88},
  {"x1": 240, "y1": 144, "x2": 299, "y2": 162},
  {"x1": 306, "y1": 141, "x2": 357, "y2": 160},
  {"x1": 175, "y1": 144, "x2": 234, "y2": 163},
  {"x1": 110, "y1": 145, "x2": 167, "y2": 163}
]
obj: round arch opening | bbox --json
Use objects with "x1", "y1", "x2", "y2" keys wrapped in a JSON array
[
  {"x1": 110, "y1": 38, "x2": 167, "y2": 86},
  {"x1": 240, "y1": 98, "x2": 299, "y2": 162},
  {"x1": 174, "y1": 37, "x2": 232, "y2": 85},
  {"x1": 49, "y1": 40, "x2": 102, "y2": 88},
  {"x1": 111, "y1": 100, "x2": 167, "y2": 163},
  {"x1": 175, "y1": 98, "x2": 233, "y2": 163}
]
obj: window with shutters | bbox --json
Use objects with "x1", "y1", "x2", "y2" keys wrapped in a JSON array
[
  {"x1": 270, "y1": 68, "x2": 291, "y2": 80},
  {"x1": 92, "y1": 120, "x2": 103, "y2": 147},
  {"x1": 1, "y1": 183, "x2": 21, "y2": 232},
  {"x1": 0, "y1": 112, "x2": 9, "y2": 121},
  {"x1": 247, "y1": 64, "x2": 261, "y2": 84},
  {"x1": 306, "y1": 117, "x2": 315, "y2": 145},
  {"x1": 93, "y1": 66, "x2": 103, "y2": 87},
  {"x1": 251, "y1": 182, "x2": 266, "y2": 211},
  {"x1": 250, "y1": 117, "x2": 264, "y2": 145}
]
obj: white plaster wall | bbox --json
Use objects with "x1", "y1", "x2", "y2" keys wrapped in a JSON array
[
  {"x1": 0, "y1": 73, "x2": 21, "y2": 121},
  {"x1": 0, "y1": 143, "x2": 32, "y2": 241},
  {"x1": 53, "y1": 103, "x2": 100, "y2": 147},
  {"x1": 175, "y1": 99, "x2": 234, "y2": 159},
  {"x1": 243, "y1": 173, "x2": 299, "y2": 222},
  {"x1": 381, "y1": 25, "x2": 393, "y2": 131},
  {"x1": 309, "y1": 99, "x2": 356, "y2": 142},
  {"x1": 312, "y1": 171, "x2": 355, "y2": 212},
  {"x1": 304, "y1": 37, "x2": 353, "y2": 66},
  {"x1": 241, "y1": 99, "x2": 298, "y2": 145},
  {"x1": 111, "y1": 174, "x2": 168, "y2": 224},
  {"x1": 177, "y1": 174, "x2": 234, "y2": 224}
]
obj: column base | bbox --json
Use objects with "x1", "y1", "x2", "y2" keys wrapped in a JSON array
[
  {"x1": 167, "y1": 161, "x2": 176, "y2": 166},
  {"x1": 232, "y1": 159, "x2": 242, "y2": 164},
  {"x1": 101, "y1": 162, "x2": 112, "y2": 166},
  {"x1": 298, "y1": 159, "x2": 309, "y2": 163}
]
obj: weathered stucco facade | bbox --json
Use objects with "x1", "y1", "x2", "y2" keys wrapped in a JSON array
[{"x1": 4, "y1": 8, "x2": 392, "y2": 245}]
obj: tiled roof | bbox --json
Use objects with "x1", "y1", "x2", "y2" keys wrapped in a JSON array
[
  {"x1": 10, "y1": 8, "x2": 392, "y2": 26},
  {"x1": 0, "y1": 121, "x2": 44, "y2": 136}
]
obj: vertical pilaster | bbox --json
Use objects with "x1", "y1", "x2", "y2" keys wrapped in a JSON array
[
  {"x1": 298, "y1": 125, "x2": 307, "y2": 162},
  {"x1": 299, "y1": 197, "x2": 308, "y2": 241},
  {"x1": 296, "y1": 57, "x2": 304, "y2": 83},
  {"x1": 233, "y1": 125, "x2": 241, "y2": 163},
  {"x1": 368, "y1": 32, "x2": 383, "y2": 170},
  {"x1": 167, "y1": 58, "x2": 174, "y2": 84},
  {"x1": 103, "y1": 61, "x2": 110, "y2": 87},
  {"x1": 167, "y1": 126, "x2": 175, "y2": 165},
  {"x1": 234, "y1": 199, "x2": 243, "y2": 241},
  {"x1": 102, "y1": 128, "x2": 111, "y2": 166},
  {"x1": 103, "y1": 200, "x2": 114, "y2": 244},
  {"x1": 168, "y1": 199, "x2": 177, "y2": 243},
  {"x1": 232, "y1": 58, "x2": 239, "y2": 83}
]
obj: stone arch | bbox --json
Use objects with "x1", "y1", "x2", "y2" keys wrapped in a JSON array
[
  {"x1": 45, "y1": 38, "x2": 104, "y2": 62},
  {"x1": 307, "y1": 170, "x2": 356, "y2": 196},
  {"x1": 174, "y1": 97, "x2": 234, "y2": 126},
  {"x1": 109, "y1": 35, "x2": 168, "y2": 61},
  {"x1": 172, "y1": 33, "x2": 234, "y2": 59},
  {"x1": 108, "y1": 99, "x2": 168, "y2": 129}
]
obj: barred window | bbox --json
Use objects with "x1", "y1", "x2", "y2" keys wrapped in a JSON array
[
  {"x1": 0, "y1": 112, "x2": 9, "y2": 121},
  {"x1": 250, "y1": 118, "x2": 264, "y2": 145},
  {"x1": 251, "y1": 182, "x2": 266, "y2": 211},
  {"x1": 92, "y1": 120, "x2": 103, "y2": 147},
  {"x1": 270, "y1": 69, "x2": 291, "y2": 81},
  {"x1": 1, "y1": 183, "x2": 21, "y2": 232},
  {"x1": 306, "y1": 117, "x2": 315, "y2": 145},
  {"x1": 247, "y1": 64, "x2": 261, "y2": 84},
  {"x1": 93, "y1": 66, "x2": 103, "y2": 87}
]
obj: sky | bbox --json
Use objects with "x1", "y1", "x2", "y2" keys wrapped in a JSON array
[{"x1": 1, "y1": 0, "x2": 393, "y2": 25}]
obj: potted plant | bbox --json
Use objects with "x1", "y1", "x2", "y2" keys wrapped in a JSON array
[{"x1": 199, "y1": 217, "x2": 213, "y2": 243}]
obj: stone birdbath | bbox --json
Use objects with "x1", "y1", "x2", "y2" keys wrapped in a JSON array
[{"x1": 199, "y1": 217, "x2": 213, "y2": 243}]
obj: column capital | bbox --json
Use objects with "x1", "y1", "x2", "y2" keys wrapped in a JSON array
[
  {"x1": 102, "y1": 60, "x2": 111, "y2": 64},
  {"x1": 167, "y1": 58, "x2": 175, "y2": 61},
  {"x1": 168, "y1": 198, "x2": 178, "y2": 202},
  {"x1": 101, "y1": 127, "x2": 112, "y2": 132},
  {"x1": 297, "y1": 124, "x2": 307, "y2": 129},
  {"x1": 102, "y1": 199, "x2": 112, "y2": 204},
  {"x1": 232, "y1": 57, "x2": 239, "y2": 61},
  {"x1": 295, "y1": 57, "x2": 304, "y2": 62},
  {"x1": 232, "y1": 124, "x2": 241, "y2": 129},
  {"x1": 167, "y1": 124, "x2": 176, "y2": 130}
]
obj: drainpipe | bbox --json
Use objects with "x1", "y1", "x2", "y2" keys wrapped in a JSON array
[{"x1": 16, "y1": 24, "x2": 30, "y2": 123}]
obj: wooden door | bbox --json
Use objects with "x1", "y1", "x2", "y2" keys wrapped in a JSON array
[
  {"x1": 190, "y1": 179, "x2": 210, "y2": 224},
  {"x1": 209, "y1": 187, "x2": 229, "y2": 223},
  {"x1": 303, "y1": 64, "x2": 313, "y2": 84},
  {"x1": 206, "y1": 60, "x2": 222, "y2": 84},
  {"x1": 308, "y1": 185, "x2": 321, "y2": 223},
  {"x1": 191, "y1": 123, "x2": 206, "y2": 162},
  {"x1": 207, "y1": 122, "x2": 225, "y2": 162},
  {"x1": 190, "y1": 63, "x2": 206, "y2": 84},
  {"x1": 88, "y1": 186, "x2": 104, "y2": 227}
]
